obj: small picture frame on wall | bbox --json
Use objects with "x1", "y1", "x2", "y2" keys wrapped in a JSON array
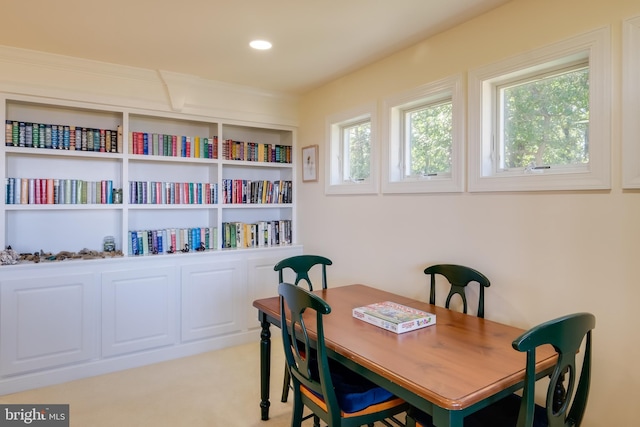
[{"x1": 302, "y1": 145, "x2": 319, "y2": 182}]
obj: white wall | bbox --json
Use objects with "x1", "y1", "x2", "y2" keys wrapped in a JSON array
[{"x1": 297, "y1": 0, "x2": 640, "y2": 425}]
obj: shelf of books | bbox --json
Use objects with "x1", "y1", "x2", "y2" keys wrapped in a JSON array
[{"x1": 1, "y1": 94, "x2": 296, "y2": 264}]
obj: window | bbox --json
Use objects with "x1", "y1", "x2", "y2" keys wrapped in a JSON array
[
  {"x1": 497, "y1": 64, "x2": 589, "y2": 171},
  {"x1": 326, "y1": 104, "x2": 378, "y2": 194},
  {"x1": 382, "y1": 74, "x2": 464, "y2": 193},
  {"x1": 342, "y1": 119, "x2": 371, "y2": 182},
  {"x1": 468, "y1": 27, "x2": 610, "y2": 192},
  {"x1": 405, "y1": 100, "x2": 452, "y2": 177}
]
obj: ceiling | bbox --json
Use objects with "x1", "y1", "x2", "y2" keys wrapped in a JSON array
[{"x1": 1, "y1": 0, "x2": 511, "y2": 96}]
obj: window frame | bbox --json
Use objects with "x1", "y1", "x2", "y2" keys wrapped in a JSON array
[
  {"x1": 468, "y1": 27, "x2": 611, "y2": 192},
  {"x1": 623, "y1": 16, "x2": 640, "y2": 188},
  {"x1": 325, "y1": 103, "x2": 379, "y2": 195},
  {"x1": 382, "y1": 74, "x2": 464, "y2": 193}
]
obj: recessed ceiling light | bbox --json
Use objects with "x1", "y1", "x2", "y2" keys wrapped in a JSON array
[{"x1": 250, "y1": 40, "x2": 272, "y2": 50}]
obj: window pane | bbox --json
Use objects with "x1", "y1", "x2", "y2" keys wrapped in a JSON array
[
  {"x1": 500, "y1": 66, "x2": 589, "y2": 169},
  {"x1": 343, "y1": 122, "x2": 371, "y2": 181},
  {"x1": 405, "y1": 102, "x2": 452, "y2": 176}
]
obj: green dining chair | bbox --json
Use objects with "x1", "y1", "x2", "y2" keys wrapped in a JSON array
[
  {"x1": 408, "y1": 312, "x2": 596, "y2": 427},
  {"x1": 275, "y1": 254, "x2": 332, "y2": 291},
  {"x1": 275, "y1": 254, "x2": 333, "y2": 402},
  {"x1": 278, "y1": 282, "x2": 409, "y2": 427},
  {"x1": 424, "y1": 264, "x2": 490, "y2": 318}
]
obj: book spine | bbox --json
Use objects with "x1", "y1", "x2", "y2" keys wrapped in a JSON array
[
  {"x1": 170, "y1": 229, "x2": 177, "y2": 253},
  {"x1": 5, "y1": 121, "x2": 12, "y2": 146},
  {"x1": 117, "y1": 125, "x2": 123, "y2": 153},
  {"x1": 131, "y1": 231, "x2": 139, "y2": 256},
  {"x1": 157, "y1": 230, "x2": 163, "y2": 254},
  {"x1": 6, "y1": 178, "x2": 13, "y2": 204},
  {"x1": 105, "y1": 129, "x2": 111, "y2": 153},
  {"x1": 93, "y1": 129, "x2": 100, "y2": 151}
]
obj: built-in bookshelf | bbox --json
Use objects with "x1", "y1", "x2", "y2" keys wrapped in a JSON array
[{"x1": 0, "y1": 94, "x2": 296, "y2": 259}]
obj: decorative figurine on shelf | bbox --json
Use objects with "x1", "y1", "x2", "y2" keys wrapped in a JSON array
[
  {"x1": 103, "y1": 236, "x2": 116, "y2": 252},
  {"x1": 0, "y1": 246, "x2": 19, "y2": 265},
  {"x1": 181, "y1": 244, "x2": 190, "y2": 253},
  {"x1": 168, "y1": 245, "x2": 175, "y2": 254},
  {"x1": 196, "y1": 242, "x2": 206, "y2": 252}
]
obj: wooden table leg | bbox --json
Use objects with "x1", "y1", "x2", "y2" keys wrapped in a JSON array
[{"x1": 259, "y1": 317, "x2": 272, "y2": 420}]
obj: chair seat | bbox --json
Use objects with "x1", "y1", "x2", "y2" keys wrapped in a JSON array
[
  {"x1": 413, "y1": 394, "x2": 548, "y2": 427},
  {"x1": 304, "y1": 360, "x2": 400, "y2": 415},
  {"x1": 302, "y1": 386, "x2": 404, "y2": 418}
]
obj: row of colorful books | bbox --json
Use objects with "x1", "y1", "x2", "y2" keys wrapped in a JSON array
[
  {"x1": 5, "y1": 120, "x2": 122, "y2": 153},
  {"x1": 129, "y1": 181, "x2": 218, "y2": 205},
  {"x1": 221, "y1": 179, "x2": 292, "y2": 204},
  {"x1": 128, "y1": 227, "x2": 218, "y2": 256},
  {"x1": 6, "y1": 177, "x2": 119, "y2": 205},
  {"x1": 221, "y1": 139, "x2": 292, "y2": 163},
  {"x1": 129, "y1": 132, "x2": 218, "y2": 159},
  {"x1": 222, "y1": 220, "x2": 292, "y2": 249}
]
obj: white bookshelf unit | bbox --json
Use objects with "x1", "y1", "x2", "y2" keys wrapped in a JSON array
[
  {"x1": 2, "y1": 94, "x2": 295, "y2": 254},
  {"x1": 0, "y1": 93, "x2": 301, "y2": 394}
]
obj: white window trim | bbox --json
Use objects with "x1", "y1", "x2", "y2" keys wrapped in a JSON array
[
  {"x1": 623, "y1": 16, "x2": 640, "y2": 188},
  {"x1": 325, "y1": 103, "x2": 379, "y2": 195},
  {"x1": 468, "y1": 27, "x2": 611, "y2": 192},
  {"x1": 382, "y1": 74, "x2": 464, "y2": 193}
]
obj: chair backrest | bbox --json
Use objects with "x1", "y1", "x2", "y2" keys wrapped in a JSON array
[
  {"x1": 278, "y1": 282, "x2": 341, "y2": 421},
  {"x1": 424, "y1": 264, "x2": 490, "y2": 318},
  {"x1": 274, "y1": 255, "x2": 332, "y2": 291},
  {"x1": 514, "y1": 312, "x2": 595, "y2": 427}
]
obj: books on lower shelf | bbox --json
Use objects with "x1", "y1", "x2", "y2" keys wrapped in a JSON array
[
  {"x1": 352, "y1": 301, "x2": 436, "y2": 334},
  {"x1": 128, "y1": 227, "x2": 218, "y2": 256},
  {"x1": 221, "y1": 220, "x2": 292, "y2": 248}
]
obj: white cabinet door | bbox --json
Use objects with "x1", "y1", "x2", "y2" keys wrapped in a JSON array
[
  {"x1": 246, "y1": 247, "x2": 303, "y2": 329},
  {"x1": 0, "y1": 273, "x2": 98, "y2": 376},
  {"x1": 180, "y1": 258, "x2": 244, "y2": 342},
  {"x1": 101, "y1": 266, "x2": 177, "y2": 357}
]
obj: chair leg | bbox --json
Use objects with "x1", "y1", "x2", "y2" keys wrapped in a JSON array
[
  {"x1": 291, "y1": 392, "x2": 304, "y2": 427},
  {"x1": 405, "y1": 413, "x2": 417, "y2": 427},
  {"x1": 281, "y1": 363, "x2": 291, "y2": 402}
]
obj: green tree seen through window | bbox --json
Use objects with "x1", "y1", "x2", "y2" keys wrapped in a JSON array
[
  {"x1": 406, "y1": 102, "x2": 452, "y2": 176},
  {"x1": 343, "y1": 122, "x2": 370, "y2": 181},
  {"x1": 501, "y1": 66, "x2": 589, "y2": 169}
]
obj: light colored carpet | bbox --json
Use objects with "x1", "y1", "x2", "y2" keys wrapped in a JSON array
[{"x1": 0, "y1": 336, "x2": 403, "y2": 426}]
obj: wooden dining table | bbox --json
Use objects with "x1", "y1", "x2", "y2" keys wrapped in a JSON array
[{"x1": 252, "y1": 284, "x2": 557, "y2": 427}]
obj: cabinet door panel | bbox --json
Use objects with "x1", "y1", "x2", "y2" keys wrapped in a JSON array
[
  {"x1": 101, "y1": 266, "x2": 177, "y2": 357},
  {"x1": 180, "y1": 259, "x2": 244, "y2": 342},
  {"x1": 246, "y1": 247, "x2": 303, "y2": 329},
  {"x1": 0, "y1": 273, "x2": 98, "y2": 376}
]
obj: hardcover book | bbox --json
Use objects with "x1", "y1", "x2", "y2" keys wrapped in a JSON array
[{"x1": 352, "y1": 301, "x2": 436, "y2": 334}]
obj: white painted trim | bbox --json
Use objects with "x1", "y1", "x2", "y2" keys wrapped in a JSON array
[
  {"x1": 0, "y1": 45, "x2": 299, "y2": 127},
  {"x1": 325, "y1": 103, "x2": 379, "y2": 195},
  {"x1": 381, "y1": 74, "x2": 465, "y2": 194},
  {"x1": 468, "y1": 27, "x2": 611, "y2": 192},
  {"x1": 622, "y1": 16, "x2": 640, "y2": 188}
]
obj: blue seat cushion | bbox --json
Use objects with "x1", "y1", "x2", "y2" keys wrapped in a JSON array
[
  {"x1": 413, "y1": 394, "x2": 548, "y2": 427},
  {"x1": 310, "y1": 360, "x2": 394, "y2": 413}
]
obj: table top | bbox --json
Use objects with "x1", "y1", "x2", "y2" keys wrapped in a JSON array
[{"x1": 253, "y1": 283, "x2": 557, "y2": 411}]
